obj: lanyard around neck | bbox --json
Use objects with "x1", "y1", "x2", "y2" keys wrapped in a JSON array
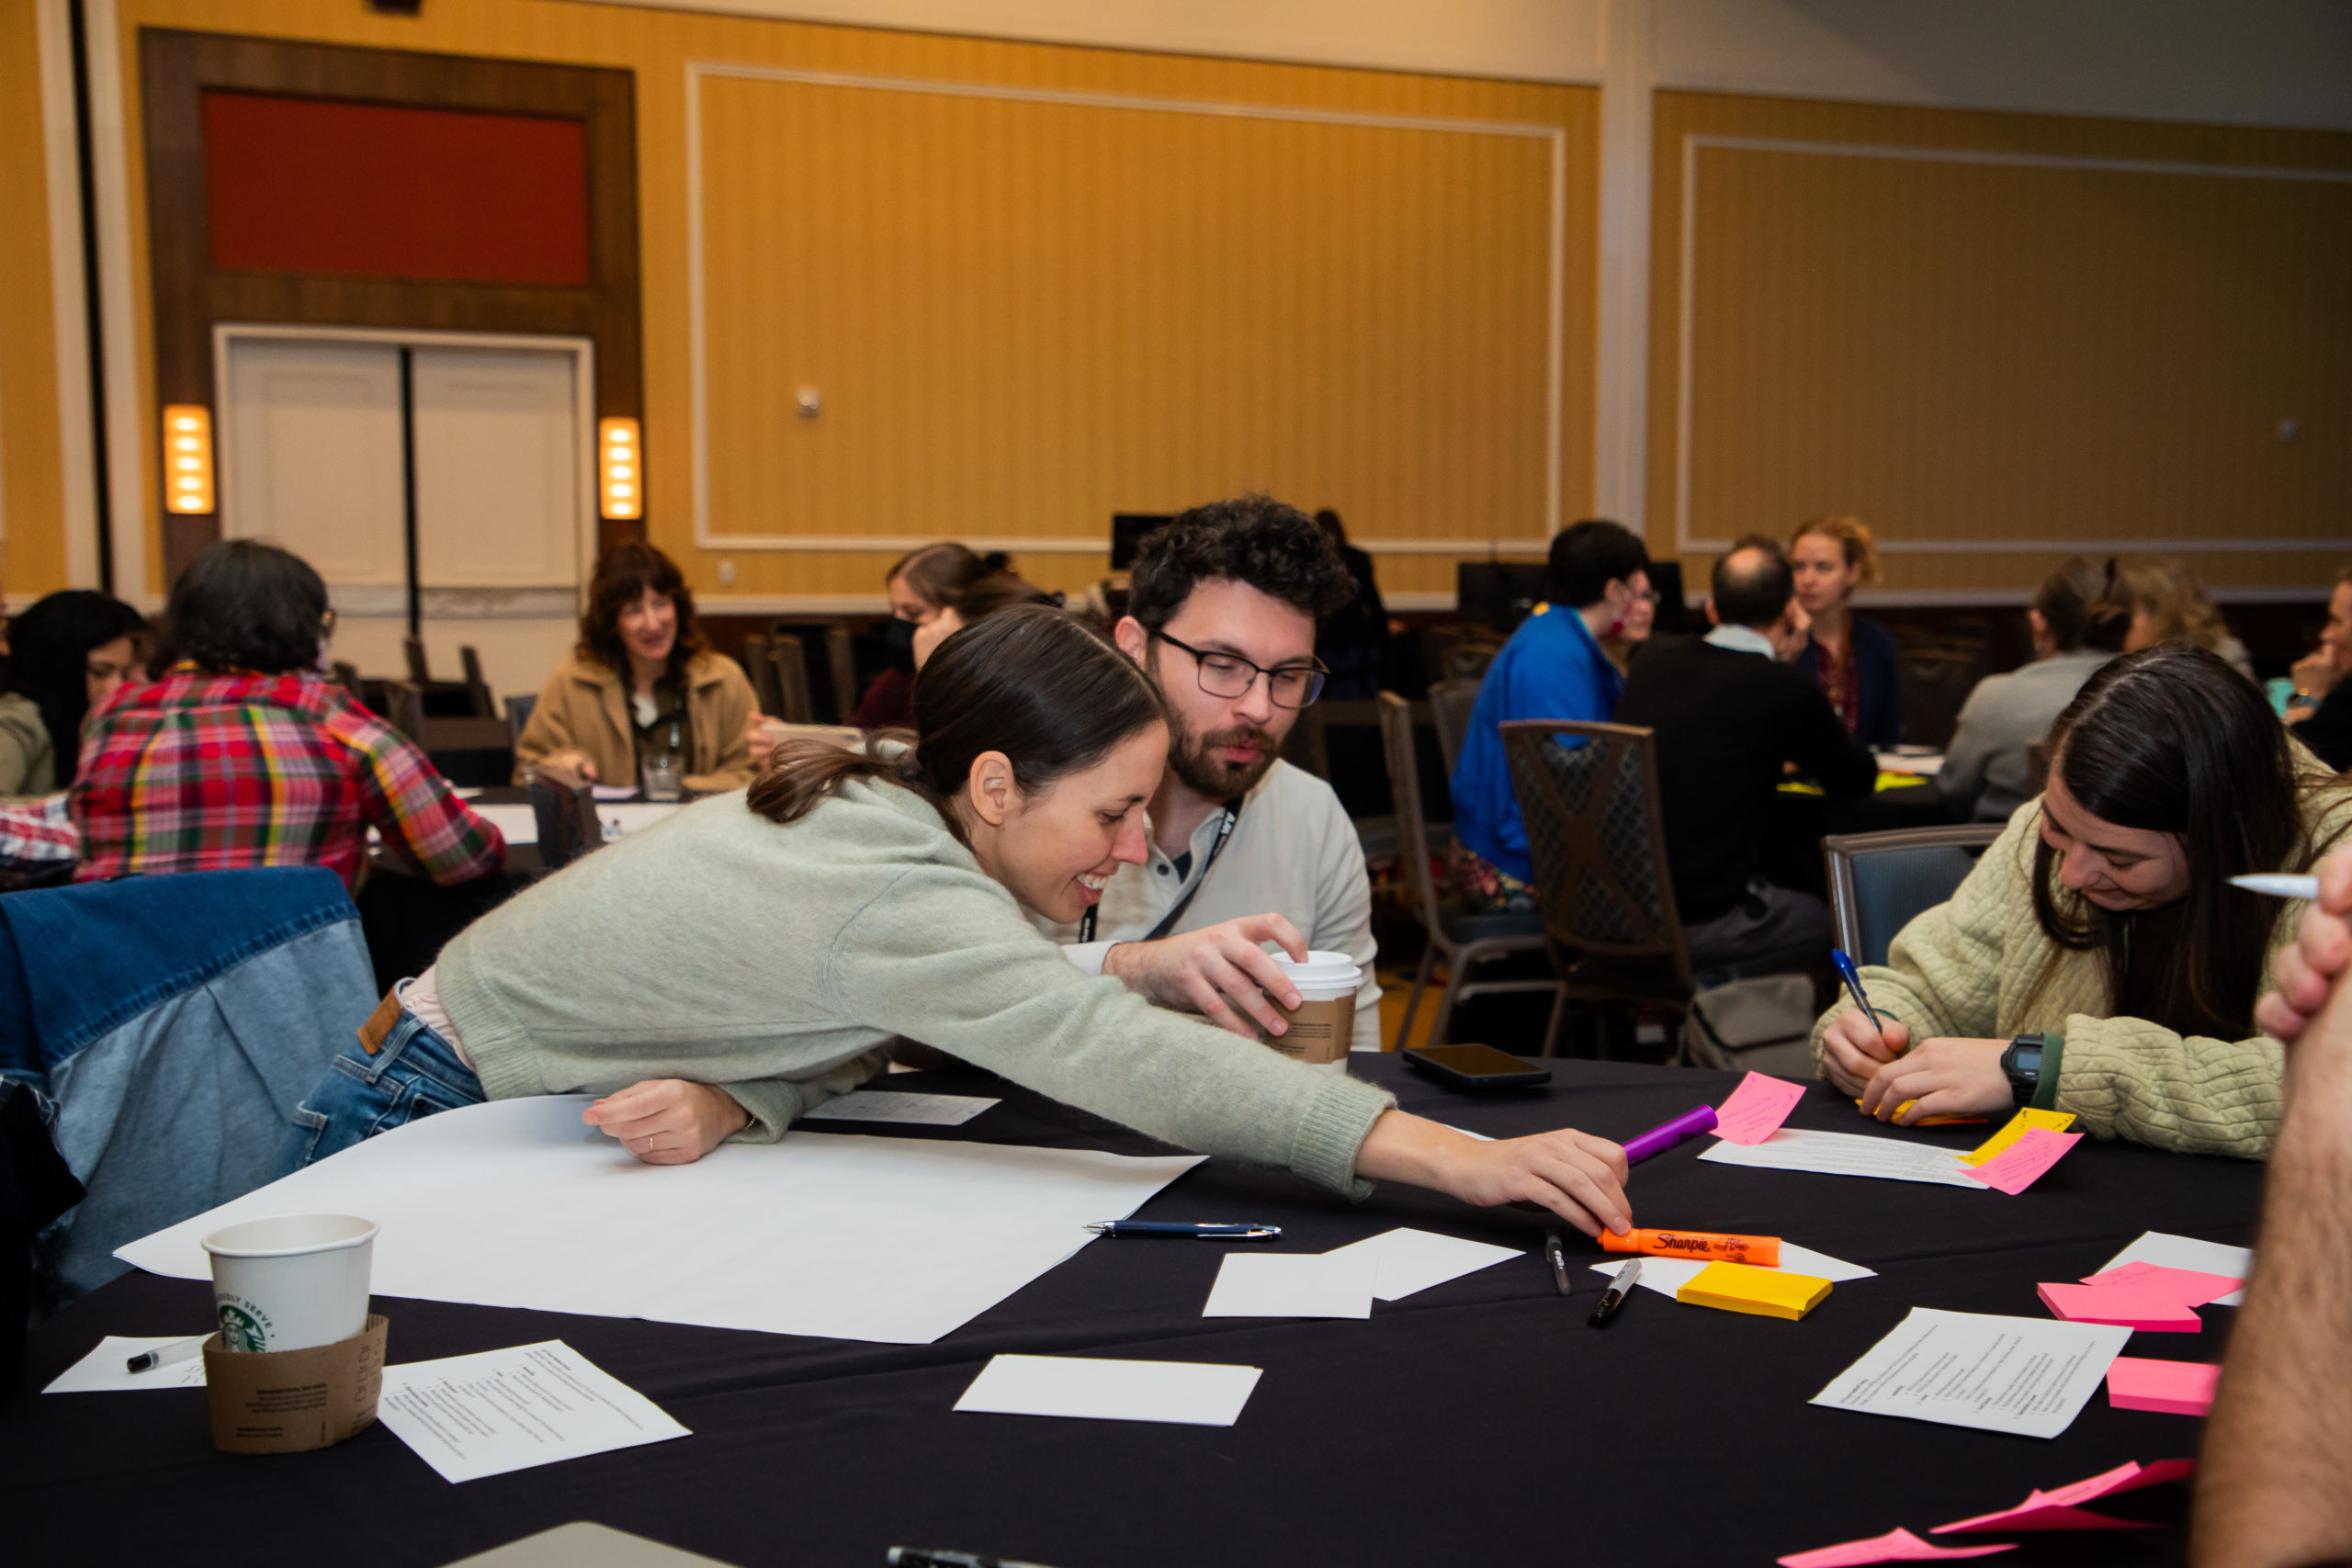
[{"x1": 1079, "y1": 802, "x2": 1239, "y2": 945}]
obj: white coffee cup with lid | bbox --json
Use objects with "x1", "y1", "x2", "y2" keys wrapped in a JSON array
[
  {"x1": 202, "y1": 1213, "x2": 378, "y2": 1353},
  {"x1": 1261, "y1": 950, "x2": 1363, "y2": 1071}
]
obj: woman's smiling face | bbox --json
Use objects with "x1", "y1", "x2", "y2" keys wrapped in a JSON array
[{"x1": 2040, "y1": 762, "x2": 2191, "y2": 911}]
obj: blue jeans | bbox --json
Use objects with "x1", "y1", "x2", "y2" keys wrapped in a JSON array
[{"x1": 280, "y1": 983, "x2": 487, "y2": 1170}]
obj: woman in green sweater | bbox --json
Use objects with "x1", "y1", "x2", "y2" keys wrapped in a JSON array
[
  {"x1": 1817, "y1": 644, "x2": 2352, "y2": 1155},
  {"x1": 289, "y1": 605, "x2": 1634, "y2": 1236}
]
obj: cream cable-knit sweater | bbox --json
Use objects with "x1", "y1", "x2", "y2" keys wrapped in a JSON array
[{"x1": 1811, "y1": 776, "x2": 2352, "y2": 1158}]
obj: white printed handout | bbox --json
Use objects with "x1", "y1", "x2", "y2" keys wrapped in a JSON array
[
  {"x1": 1811, "y1": 1308, "x2": 2131, "y2": 1439},
  {"x1": 955, "y1": 1353, "x2": 1262, "y2": 1427},
  {"x1": 1700, "y1": 1128, "x2": 1985, "y2": 1190},
  {"x1": 375, "y1": 1340, "x2": 690, "y2": 1483},
  {"x1": 800, "y1": 1090, "x2": 1000, "y2": 1126}
]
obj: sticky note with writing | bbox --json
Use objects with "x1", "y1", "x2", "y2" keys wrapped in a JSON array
[
  {"x1": 1962, "y1": 1127, "x2": 2082, "y2": 1194},
  {"x1": 1714, "y1": 1072, "x2": 1808, "y2": 1145},
  {"x1": 1962, "y1": 1108, "x2": 2076, "y2": 1166},
  {"x1": 2036, "y1": 1282, "x2": 2201, "y2": 1332},
  {"x1": 2078, "y1": 1261, "x2": 2243, "y2": 1307}
]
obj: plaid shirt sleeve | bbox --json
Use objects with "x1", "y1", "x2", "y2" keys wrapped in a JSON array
[
  {"x1": 0, "y1": 794, "x2": 79, "y2": 871},
  {"x1": 326, "y1": 698, "x2": 504, "y2": 885}
]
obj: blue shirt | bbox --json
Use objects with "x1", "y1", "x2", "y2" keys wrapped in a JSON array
[{"x1": 1449, "y1": 605, "x2": 1622, "y2": 883}]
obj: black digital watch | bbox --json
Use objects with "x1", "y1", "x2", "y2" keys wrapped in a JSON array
[{"x1": 2000, "y1": 1034, "x2": 2046, "y2": 1109}]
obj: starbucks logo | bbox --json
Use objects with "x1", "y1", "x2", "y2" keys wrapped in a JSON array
[{"x1": 218, "y1": 1303, "x2": 267, "y2": 1352}]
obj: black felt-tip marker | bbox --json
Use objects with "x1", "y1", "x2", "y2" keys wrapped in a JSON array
[
  {"x1": 888, "y1": 1549, "x2": 1062, "y2": 1568},
  {"x1": 1544, "y1": 1230, "x2": 1571, "y2": 1296},
  {"x1": 1589, "y1": 1259, "x2": 1640, "y2": 1328}
]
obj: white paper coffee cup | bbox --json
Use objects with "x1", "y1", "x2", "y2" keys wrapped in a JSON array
[
  {"x1": 202, "y1": 1213, "x2": 378, "y2": 1354},
  {"x1": 1261, "y1": 950, "x2": 1363, "y2": 1068}
]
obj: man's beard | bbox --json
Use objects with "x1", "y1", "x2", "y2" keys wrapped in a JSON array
[{"x1": 1165, "y1": 713, "x2": 1281, "y2": 802}]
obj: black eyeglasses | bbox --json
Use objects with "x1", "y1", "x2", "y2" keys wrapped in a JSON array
[{"x1": 1152, "y1": 631, "x2": 1328, "y2": 709}]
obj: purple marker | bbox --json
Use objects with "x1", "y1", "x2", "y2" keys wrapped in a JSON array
[{"x1": 1621, "y1": 1104, "x2": 1718, "y2": 1164}]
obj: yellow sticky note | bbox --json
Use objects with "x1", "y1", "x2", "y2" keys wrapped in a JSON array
[
  {"x1": 1676, "y1": 1261, "x2": 1833, "y2": 1321},
  {"x1": 1960, "y1": 1107, "x2": 2076, "y2": 1167}
]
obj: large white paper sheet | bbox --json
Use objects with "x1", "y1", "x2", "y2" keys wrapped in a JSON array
[
  {"x1": 1811, "y1": 1307, "x2": 2131, "y2": 1439},
  {"x1": 954, "y1": 1353, "x2": 1261, "y2": 1427},
  {"x1": 1323, "y1": 1227, "x2": 1521, "y2": 1301},
  {"x1": 2097, "y1": 1231, "x2": 2254, "y2": 1308},
  {"x1": 1590, "y1": 1241, "x2": 1878, "y2": 1300},
  {"x1": 376, "y1": 1341, "x2": 689, "y2": 1483},
  {"x1": 1202, "y1": 1251, "x2": 1376, "y2": 1318},
  {"x1": 472, "y1": 804, "x2": 538, "y2": 846},
  {"x1": 43, "y1": 1336, "x2": 209, "y2": 1393},
  {"x1": 800, "y1": 1090, "x2": 1000, "y2": 1126},
  {"x1": 1699, "y1": 1128, "x2": 1985, "y2": 1189},
  {"x1": 117, "y1": 1098, "x2": 1202, "y2": 1345}
]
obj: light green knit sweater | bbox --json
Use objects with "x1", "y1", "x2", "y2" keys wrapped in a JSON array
[
  {"x1": 1812, "y1": 784, "x2": 2352, "y2": 1158},
  {"x1": 436, "y1": 776, "x2": 1396, "y2": 1196}
]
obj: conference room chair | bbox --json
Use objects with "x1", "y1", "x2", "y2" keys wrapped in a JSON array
[
  {"x1": 1891, "y1": 635, "x2": 1991, "y2": 750},
  {"x1": 330, "y1": 660, "x2": 366, "y2": 706},
  {"x1": 504, "y1": 692, "x2": 537, "y2": 753},
  {"x1": 1279, "y1": 698, "x2": 1329, "y2": 780},
  {"x1": 1821, "y1": 823, "x2": 2004, "y2": 968},
  {"x1": 1377, "y1": 694, "x2": 1559, "y2": 1052},
  {"x1": 385, "y1": 681, "x2": 513, "y2": 789},
  {"x1": 1429, "y1": 675, "x2": 1484, "y2": 777},
  {"x1": 529, "y1": 763, "x2": 603, "y2": 870},
  {"x1": 768, "y1": 619, "x2": 859, "y2": 725},
  {"x1": 0, "y1": 866, "x2": 369, "y2": 1309},
  {"x1": 768, "y1": 634, "x2": 817, "y2": 726}
]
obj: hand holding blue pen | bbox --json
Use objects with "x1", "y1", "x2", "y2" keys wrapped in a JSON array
[{"x1": 1830, "y1": 949, "x2": 1883, "y2": 1037}]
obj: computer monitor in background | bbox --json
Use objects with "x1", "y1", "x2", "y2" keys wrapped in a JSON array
[
  {"x1": 1456, "y1": 560, "x2": 1551, "y2": 633},
  {"x1": 1110, "y1": 513, "x2": 1174, "y2": 571}
]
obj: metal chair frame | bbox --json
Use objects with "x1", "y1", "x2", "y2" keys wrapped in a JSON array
[{"x1": 1376, "y1": 694, "x2": 1561, "y2": 1051}]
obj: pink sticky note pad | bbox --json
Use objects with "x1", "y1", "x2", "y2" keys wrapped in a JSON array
[
  {"x1": 1936, "y1": 1460, "x2": 2197, "y2": 1534},
  {"x1": 2038, "y1": 1281, "x2": 2202, "y2": 1332},
  {"x1": 2080, "y1": 1260, "x2": 2244, "y2": 1307},
  {"x1": 1778, "y1": 1527, "x2": 2018, "y2": 1565},
  {"x1": 1962, "y1": 1127, "x2": 2082, "y2": 1193},
  {"x1": 1714, "y1": 1071, "x2": 1809, "y2": 1145},
  {"x1": 2108, "y1": 1358, "x2": 2221, "y2": 1416}
]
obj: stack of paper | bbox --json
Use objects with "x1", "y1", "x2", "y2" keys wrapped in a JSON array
[
  {"x1": 1200, "y1": 1227, "x2": 1521, "y2": 1319},
  {"x1": 1678, "y1": 1260, "x2": 1832, "y2": 1320},
  {"x1": 1591, "y1": 1240, "x2": 1876, "y2": 1300},
  {"x1": 2037, "y1": 1282, "x2": 2201, "y2": 1332},
  {"x1": 1813, "y1": 1308, "x2": 2131, "y2": 1438}
]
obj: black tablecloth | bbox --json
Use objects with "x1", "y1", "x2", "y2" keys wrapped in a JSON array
[{"x1": 2, "y1": 1056, "x2": 2256, "y2": 1567}]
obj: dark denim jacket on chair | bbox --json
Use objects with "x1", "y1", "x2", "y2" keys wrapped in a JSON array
[{"x1": 0, "y1": 867, "x2": 373, "y2": 1305}]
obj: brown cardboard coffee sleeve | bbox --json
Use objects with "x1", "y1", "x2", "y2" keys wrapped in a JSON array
[
  {"x1": 203, "y1": 1313, "x2": 388, "y2": 1455},
  {"x1": 1261, "y1": 997, "x2": 1354, "y2": 1065}
]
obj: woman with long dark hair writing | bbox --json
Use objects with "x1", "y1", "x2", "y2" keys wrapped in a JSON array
[
  {"x1": 1817, "y1": 644, "x2": 2352, "y2": 1155},
  {"x1": 288, "y1": 607, "x2": 1634, "y2": 1235}
]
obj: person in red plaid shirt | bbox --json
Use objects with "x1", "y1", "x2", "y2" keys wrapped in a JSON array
[{"x1": 71, "y1": 540, "x2": 502, "y2": 888}]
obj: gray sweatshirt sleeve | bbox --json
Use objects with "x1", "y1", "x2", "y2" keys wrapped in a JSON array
[{"x1": 823, "y1": 863, "x2": 1396, "y2": 1196}]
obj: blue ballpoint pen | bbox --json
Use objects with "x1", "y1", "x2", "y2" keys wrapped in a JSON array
[
  {"x1": 1830, "y1": 949, "x2": 1882, "y2": 1034},
  {"x1": 1085, "y1": 1221, "x2": 1281, "y2": 1239}
]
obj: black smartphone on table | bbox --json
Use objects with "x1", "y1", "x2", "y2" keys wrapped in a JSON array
[{"x1": 1401, "y1": 1043, "x2": 1552, "y2": 1089}]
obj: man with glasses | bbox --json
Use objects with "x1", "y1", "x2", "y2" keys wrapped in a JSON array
[{"x1": 1036, "y1": 496, "x2": 1383, "y2": 1051}]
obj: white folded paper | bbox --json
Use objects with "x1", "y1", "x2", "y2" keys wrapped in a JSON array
[
  {"x1": 955, "y1": 1353, "x2": 1261, "y2": 1427},
  {"x1": 2096, "y1": 1230, "x2": 2254, "y2": 1307},
  {"x1": 1811, "y1": 1307, "x2": 2131, "y2": 1439},
  {"x1": 800, "y1": 1090, "x2": 1000, "y2": 1126},
  {"x1": 1698, "y1": 1128, "x2": 1984, "y2": 1189},
  {"x1": 1590, "y1": 1241, "x2": 1877, "y2": 1299},
  {"x1": 1202, "y1": 1250, "x2": 1376, "y2": 1318},
  {"x1": 1323, "y1": 1227, "x2": 1521, "y2": 1301},
  {"x1": 376, "y1": 1340, "x2": 689, "y2": 1483}
]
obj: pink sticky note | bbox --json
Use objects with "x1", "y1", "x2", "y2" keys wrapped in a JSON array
[
  {"x1": 1714, "y1": 1071, "x2": 1809, "y2": 1145},
  {"x1": 1936, "y1": 1459, "x2": 2197, "y2": 1533},
  {"x1": 1962, "y1": 1127, "x2": 2082, "y2": 1193},
  {"x1": 2080, "y1": 1260, "x2": 2244, "y2": 1307},
  {"x1": 2108, "y1": 1358, "x2": 2221, "y2": 1416},
  {"x1": 2037, "y1": 1281, "x2": 2203, "y2": 1332},
  {"x1": 1778, "y1": 1527, "x2": 2018, "y2": 1565}
]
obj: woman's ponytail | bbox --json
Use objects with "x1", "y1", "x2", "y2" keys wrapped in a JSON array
[{"x1": 747, "y1": 735, "x2": 943, "y2": 828}]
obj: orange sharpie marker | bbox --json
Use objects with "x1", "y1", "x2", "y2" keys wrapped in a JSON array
[{"x1": 1598, "y1": 1228, "x2": 1780, "y2": 1268}]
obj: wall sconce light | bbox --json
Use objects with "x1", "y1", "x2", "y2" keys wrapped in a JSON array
[
  {"x1": 598, "y1": 417, "x2": 642, "y2": 521},
  {"x1": 163, "y1": 405, "x2": 215, "y2": 514}
]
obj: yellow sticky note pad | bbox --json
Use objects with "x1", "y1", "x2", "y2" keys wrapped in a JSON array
[
  {"x1": 1676, "y1": 1261, "x2": 1833, "y2": 1321},
  {"x1": 1961, "y1": 1107, "x2": 2076, "y2": 1167}
]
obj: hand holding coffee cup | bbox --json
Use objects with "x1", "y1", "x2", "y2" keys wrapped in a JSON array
[
  {"x1": 1102, "y1": 913, "x2": 1310, "y2": 1040},
  {"x1": 201, "y1": 1213, "x2": 378, "y2": 1353},
  {"x1": 1258, "y1": 951, "x2": 1362, "y2": 1070}
]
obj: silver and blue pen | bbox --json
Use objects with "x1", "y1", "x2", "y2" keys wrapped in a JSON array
[{"x1": 1830, "y1": 948, "x2": 1882, "y2": 1034}]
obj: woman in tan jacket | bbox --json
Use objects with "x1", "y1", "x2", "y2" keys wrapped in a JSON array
[
  {"x1": 514, "y1": 542, "x2": 756, "y2": 794},
  {"x1": 1816, "y1": 645, "x2": 2352, "y2": 1157}
]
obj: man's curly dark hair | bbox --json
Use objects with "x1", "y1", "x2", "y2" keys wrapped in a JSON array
[{"x1": 1125, "y1": 495, "x2": 1357, "y2": 633}]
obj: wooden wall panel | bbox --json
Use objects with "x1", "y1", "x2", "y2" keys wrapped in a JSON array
[
  {"x1": 102, "y1": 0, "x2": 1596, "y2": 605},
  {"x1": 0, "y1": 0, "x2": 69, "y2": 594},
  {"x1": 1648, "y1": 92, "x2": 2352, "y2": 596}
]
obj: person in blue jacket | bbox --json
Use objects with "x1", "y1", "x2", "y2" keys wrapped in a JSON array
[
  {"x1": 1790, "y1": 515, "x2": 1902, "y2": 748},
  {"x1": 1449, "y1": 520, "x2": 1653, "y2": 911}
]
